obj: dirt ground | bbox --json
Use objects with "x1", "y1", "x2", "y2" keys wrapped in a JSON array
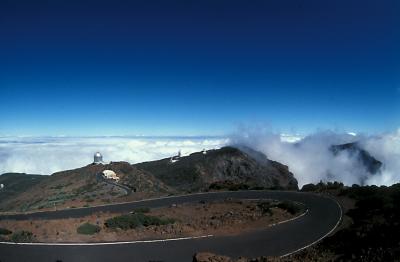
[{"x1": 0, "y1": 199, "x2": 300, "y2": 243}]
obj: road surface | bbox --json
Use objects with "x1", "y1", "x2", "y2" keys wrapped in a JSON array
[{"x1": 0, "y1": 191, "x2": 342, "y2": 262}]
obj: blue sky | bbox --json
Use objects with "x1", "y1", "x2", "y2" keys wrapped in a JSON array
[{"x1": 1, "y1": 0, "x2": 399, "y2": 136}]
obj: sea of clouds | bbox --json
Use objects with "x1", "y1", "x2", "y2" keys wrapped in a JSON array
[
  {"x1": 0, "y1": 136, "x2": 227, "y2": 176},
  {"x1": 0, "y1": 130, "x2": 399, "y2": 187}
]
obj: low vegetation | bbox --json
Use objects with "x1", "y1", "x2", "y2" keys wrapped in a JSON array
[
  {"x1": 10, "y1": 230, "x2": 35, "y2": 242},
  {"x1": 257, "y1": 201, "x2": 274, "y2": 215},
  {"x1": 209, "y1": 181, "x2": 250, "y2": 191},
  {"x1": 257, "y1": 200, "x2": 304, "y2": 216},
  {"x1": 277, "y1": 200, "x2": 303, "y2": 215},
  {"x1": 301, "y1": 181, "x2": 344, "y2": 192},
  {"x1": 76, "y1": 223, "x2": 101, "y2": 235},
  {"x1": 0, "y1": 227, "x2": 12, "y2": 235},
  {"x1": 209, "y1": 180, "x2": 287, "y2": 192},
  {"x1": 105, "y1": 213, "x2": 175, "y2": 230}
]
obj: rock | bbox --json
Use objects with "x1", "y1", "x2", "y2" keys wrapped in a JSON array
[
  {"x1": 193, "y1": 252, "x2": 233, "y2": 262},
  {"x1": 193, "y1": 253, "x2": 280, "y2": 262}
]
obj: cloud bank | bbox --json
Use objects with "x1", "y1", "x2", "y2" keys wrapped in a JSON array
[
  {"x1": 1, "y1": 131, "x2": 399, "y2": 188},
  {"x1": 0, "y1": 136, "x2": 227, "y2": 175},
  {"x1": 230, "y1": 129, "x2": 400, "y2": 187}
]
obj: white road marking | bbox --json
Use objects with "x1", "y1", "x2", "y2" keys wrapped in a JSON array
[
  {"x1": 279, "y1": 195, "x2": 343, "y2": 258},
  {"x1": 0, "y1": 235, "x2": 213, "y2": 246},
  {"x1": 268, "y1": 209, "x2": 309, "y2": 228}
]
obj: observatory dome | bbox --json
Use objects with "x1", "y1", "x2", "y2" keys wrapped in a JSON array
[{"x1": 94, "y1": 152, "x2": 103, "y2": 164}]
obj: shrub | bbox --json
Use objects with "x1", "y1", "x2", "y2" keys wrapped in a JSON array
[
  {"x1": 257, "y1": 201, "x2": 273, "y2": 215},
  {"x1": 277, "y1": 200, "x2": 302, "y2": 215},
  {"x1": 105, "y1": 213, "x2": 175, "y2": 230},
  {"x1": 11, "y1": 231, "x2": 35, "y2": 242},
  {"x1": 0, "y1": 227, "x2": 12, "y2": 235},
  {"x1": 209, "y1": 181, "x2": 250, "y2": 191},
  {"x1": 132, "y1": 207, "x2": 150, "y2": 213},
  {"x1": 105, "y1": 214, "x2": 142, "y2": 229},
  {"x1": 301, "y1": 183, "x2": 318, "y2": 192},
  {"x1": 77, "y1": 223, "x2": 101, "y2": 235}
]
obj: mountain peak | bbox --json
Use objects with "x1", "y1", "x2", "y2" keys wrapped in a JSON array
[{"x1": 330, "y1": 142, "x2": 382, "y2": 175}]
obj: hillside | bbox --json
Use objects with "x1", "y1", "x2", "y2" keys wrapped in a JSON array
[
  {"x1": 135, "y1": 146, "x2": 298, "y2": 192},
  {"x1": 0, "y1": 147, "x2": 298, "y2": 212},
  {"x1": 0, "y1": 173, "x2": 45, "y2": 205},
  {"x1": 0, "y1": 162, "x2": 172, "y2": 212}
]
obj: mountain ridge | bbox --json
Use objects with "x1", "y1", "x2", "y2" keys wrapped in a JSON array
[{"x1": 0, "y1": 146, "x2": 297, "y2": 212}]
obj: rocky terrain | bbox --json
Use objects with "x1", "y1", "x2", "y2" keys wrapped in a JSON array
[
  {"x1": 0, "y1": 147, "x2": 298, "y2": 212},
  {"x1": 136, "y1": 146, "x2": 298, "y2": 192},
  {"x1": 193, "y1": 253, "x2": 282, "y2": 262},
  {"x1": 0, "y1": 199, "x2": 303, "y2": 243}
]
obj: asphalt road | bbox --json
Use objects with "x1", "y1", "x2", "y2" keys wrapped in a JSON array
[
  {"x1": 0, "y1": 191, "x2": 342, "y2": 262},
  {"x1": 96, "y1": 173, "x2": 132, "y2": 196}
]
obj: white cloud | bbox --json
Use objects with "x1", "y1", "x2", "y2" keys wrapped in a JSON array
[
  {"x1": 0, "y1": 136, "x2": 228, "y2": 175},
  {"x1": 229, "y1": 129, "x2": 400, "y2": 187},
  {"x1": 280, "y1": 134, "x2": 304, "y2": 143},
  {"x1": 361, "y1": 130, "x2": 400, "y2": 185}
]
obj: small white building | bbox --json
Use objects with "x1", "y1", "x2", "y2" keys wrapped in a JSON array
[
  {"x1": 102, "y1": 170, "x2": 120, "y2": 182},
  {"x1": 0, "y1": 184, "x2": 4, "y2": 190},
  {"x1": 94, "y1": 152, "x2": 103, "y2": 164}
]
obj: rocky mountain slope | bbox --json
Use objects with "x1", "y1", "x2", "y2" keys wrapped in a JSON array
[
  {"x1": 0, "y1": 147, "x2": 298, "y2": 212},
  {"x1": 135, "y1": 146, "x2": 298, "y2": 192},
  {"x1": 330, "y1": 142, "x2": 382, "y2": 174}
]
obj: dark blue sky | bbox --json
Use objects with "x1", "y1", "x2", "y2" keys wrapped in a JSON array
[{"x1": 0, "y1": 0, "x2": 399, "y2": 136}]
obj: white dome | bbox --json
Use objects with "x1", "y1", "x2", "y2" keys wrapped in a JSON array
[
  {"x1": 94, "y1": 152, "x2": 102, "y2": 158},
  {"x1": 94, "y1": 152, "x2": 103, "y2": 164}
]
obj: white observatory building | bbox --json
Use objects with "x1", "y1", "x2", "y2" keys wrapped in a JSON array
[
  {"x1": 102, "y1": 170, "x2": 120, "y2": 182},
  {"x1": 93, "y1": 152, "x2": 103, "y2": 164}
]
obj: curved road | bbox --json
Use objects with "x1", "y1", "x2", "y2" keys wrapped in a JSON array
[
  {"x1": 96, "y1": 173, "x2": 132, "y2": 196},
  {"x1": 0, "y1": 191, "x2": 342, "y2": 262}
]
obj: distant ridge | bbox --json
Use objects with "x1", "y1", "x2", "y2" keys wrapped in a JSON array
[{"x1": 330, "y1": 142, "x2": 383, "y2": 175}]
